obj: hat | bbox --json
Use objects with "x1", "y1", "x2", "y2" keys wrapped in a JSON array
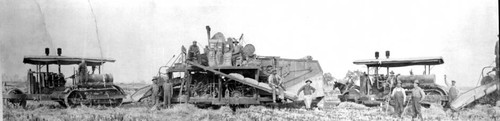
[
  {"x1": 452, "y1": 80, "x2": 456, "y2": 83},
  {"x1": 271, "y1": 70, "x2": 277, "y2": 74},
  {"x1": 305, "y1": 80, "x2": 312, "y2": 83},
  {"x1": 414, "y1": 80, "x2": 419, "y2": 84}
]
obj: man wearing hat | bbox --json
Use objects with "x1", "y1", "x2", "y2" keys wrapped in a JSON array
[
  {"x1": 268, "y1": 70, "x2": 284, "y2": 103},
  {"x1": 232, "y1": 40, "x2": 243, "y2": 66},
  {"x1": 188, "y1": 41, "x2": 200, "y2": 63},
  {"x1": 297, "y1": 80, "x2": 316, "y2": 109},
  {"x1": 448, "y1": 80, "x2": 459, "y2": 103},
  {"x1": 411, "y1": 80, "x2": 426, "y2": 119},
  {"x1": 150, "y1": 76, "x2": 162, "y2": 110}
]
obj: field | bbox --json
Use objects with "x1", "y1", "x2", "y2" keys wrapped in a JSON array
[{"x1": 3, "y1": 82, "x2": 500, "y2": 121}]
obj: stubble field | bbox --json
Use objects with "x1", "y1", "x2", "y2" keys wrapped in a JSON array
[{"x1": 3, "y1": 82, "x2": 500, "y2": 121}]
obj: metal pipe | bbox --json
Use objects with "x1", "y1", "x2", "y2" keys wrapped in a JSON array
[
  {"x1": 206, "y1": 26, "x2": 211, "y2": 40},
  {"x1": 218, "y1": 78, "x2": 222, "y2": 101},
  {"x1": 37, "y1": 65, "x2": 41, "y2": 94}
]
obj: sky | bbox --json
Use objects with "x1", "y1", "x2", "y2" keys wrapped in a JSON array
[{"x1": 0, "y1": 0, "x2": 498, "y2": 87}]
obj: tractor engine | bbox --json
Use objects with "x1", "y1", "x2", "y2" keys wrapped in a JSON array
[
  {"x1": 75, "y1": 74, "x2": 114, "y2": 88},
  {"x1": 397, "y1": 75, "x2": 436, "y2": 88}
]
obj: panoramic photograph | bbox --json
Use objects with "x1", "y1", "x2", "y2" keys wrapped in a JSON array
[{"x1": 1, "y1": 0, "x2": 499, "y2": 120}]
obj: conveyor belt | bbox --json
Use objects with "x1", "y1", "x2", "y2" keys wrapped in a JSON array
[
  {"x1": 122, "y1": 85, "x2": 152, "y2": 104},
  {"x1": 186, "y1": 61, "x2": 297, "y2": 101},
  {"x1": 450, "y1": 81, "x2": 499, "y2": 110}
]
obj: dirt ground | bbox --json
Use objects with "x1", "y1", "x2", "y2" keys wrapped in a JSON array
[{"x1": 3, "y1": 82, "x2": 500, "y2": 121}]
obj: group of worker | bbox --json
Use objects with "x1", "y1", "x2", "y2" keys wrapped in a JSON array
[
  {"x1": 150, "y1": 75, "x2": 174, "y2": 110},
  {"x1": 267, "y1": 69, "x2": 316, "y2": 110},
  {"x1": 390, "y1": 78, "x2": 459, "y2": 119},
  {"x1": 187, "y1": 39, "x2": 244, "y2": 66}
]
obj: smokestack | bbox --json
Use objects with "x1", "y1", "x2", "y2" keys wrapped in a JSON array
[
  {"x1": 385, "y1": 50, "x2": 390, "y2": 59},
  {"x1": 57, "y1": 48, "x2": 62, "y2": 56},
  {"x1": 375, "y1": 51, "x2": 379, "y2": 59},
  {"x1": 45, "y1": 48, "x2": 50, "y2": 56},
  {"x1": 206, "y1": 26, "x2": 211, "y2": 40}
]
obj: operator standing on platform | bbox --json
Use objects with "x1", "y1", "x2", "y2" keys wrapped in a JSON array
[
  {"x1": 268, "y1": 70, "x2": 284, "y2": 103},
  {"x1": 78, "y1": 60, "x2": 88, "y2": 82},
  {"x1": 297, "y1": 80, "x2": 316, "y2": 110},
  {"x1": 232, "y1": 40, "x2": 243, "y2": 66},
  {"x1": 391, "y1": 82, "x2": 406, "y2": 117},
  {"x1": 188, "y1": 41, "x2": 200, "y2": 63},
  {"x1": 163, "y1": 76, "x2": 173, "y2": 109},
  {"x1": 411, "y1": 80, "x2": 426, "y2": 119}
]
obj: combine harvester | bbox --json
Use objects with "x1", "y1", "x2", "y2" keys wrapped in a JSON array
[
  {"x1": 123, "y1": 26, "x2": 324, "y2": 106},
  {"x1": 450, "y1": 40, "x2": 499, "y2": 110}
]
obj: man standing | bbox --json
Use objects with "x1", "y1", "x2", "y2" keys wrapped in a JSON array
[
  {"x1": 411, "y1": 80, "x2": 426, "y2": 119},
  {"x1": 188, "y1": 41, "x2": 200, "y2": 63},
  {"x1": 448, "y1": 80, "x2": 459, "y2": 103},
  {"x1": 150, "y1": 76, "x2": 163, "y2": 110},
  {"x1": 297, "y1": 80, "x2": 316, "y2": 110},
  {"x1": 391, "y1": 82, "x2": 406, "y2": 117},
  {"x1": 232, "y1": 40, "x2": 243, "y2": 66},
  {"x1": 268, "y1": 70, "x2": 284, "y2": 103},
  {"x1": 163, "y1": 76, "x2": 173, "y2": 109},
  {"x1": 78, "y1": 60, "x2": 88, "y2": 83}
]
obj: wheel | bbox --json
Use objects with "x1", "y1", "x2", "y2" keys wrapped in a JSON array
[
  {"x1": 5, "y1": 89, "x2": 27, "y2": 108},
  {"x1": 425, "y1": 89, "x2": 447, "y2": 107},
  {"x1": 58, "y1": 101, "x2": 67, "y2": 108},
  {"x1": 64, "y1": 91, "x2": 84, "y2": 108}
]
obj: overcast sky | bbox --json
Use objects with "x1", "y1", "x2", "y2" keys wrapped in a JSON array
[{"x1": 1, "y1": 0, "x2": 498, "y2": 87}]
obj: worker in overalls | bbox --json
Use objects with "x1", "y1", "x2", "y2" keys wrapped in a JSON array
[
  {"x1": 391, "y1": 82, "x2": 406, "y2": 117},
  {"x1": 268, "y1": 70, "x2": 284, "y2": 103},
  {"x1": 150, "y1": 76, "x2": 163, "y2": 110},
  {"x1": 297, "y1": 80, "x2": 316, "y2": 110},
  {"x1": 163, "y1": 76, "x2": 173, "y2": 109},
  {"x1": 411, "y1": 80, "x2": 426, "y2": 119}
]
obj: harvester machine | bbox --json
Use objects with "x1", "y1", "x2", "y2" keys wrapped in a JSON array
[
  {"x1": 124, "y1": 26, "x2": 324, "y2": 106},
  {"x1": 3, "y1": 48, "x2": 126, "y2": 107},
  {"x1": 449, "y1": 40, "x2": 499, "y2": 110}
]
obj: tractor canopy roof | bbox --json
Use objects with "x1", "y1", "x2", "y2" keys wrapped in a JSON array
[
  {"x1": 353, "y1": 56, "x2": 444, "y2": 67},
  {"x1": 23, "y1": 55, "x2": 115, "y2": 66}
]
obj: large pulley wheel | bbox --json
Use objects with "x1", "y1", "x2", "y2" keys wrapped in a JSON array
[
  {"x1": 5, "y1": 89, "x2": 27, "y2": 108},
  {"x1": 231, "y1": 91, "x2": 242, "y2": 98}
]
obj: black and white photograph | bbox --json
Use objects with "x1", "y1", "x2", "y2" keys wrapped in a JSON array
[{"x1": 1, "y1": 0, "x2": 499, "y2": 120}]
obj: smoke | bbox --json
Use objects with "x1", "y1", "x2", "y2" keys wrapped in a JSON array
[{"x1": 32, "y1": 0, "x2": 54, "y2": 48}]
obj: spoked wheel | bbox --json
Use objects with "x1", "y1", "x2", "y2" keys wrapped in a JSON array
[
  {"x1": 5, "y1": 89, "x2": 27, "y2": 108},
  {"x1": 425, "y1": 89, "x2": 447, "y2": 107}
]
